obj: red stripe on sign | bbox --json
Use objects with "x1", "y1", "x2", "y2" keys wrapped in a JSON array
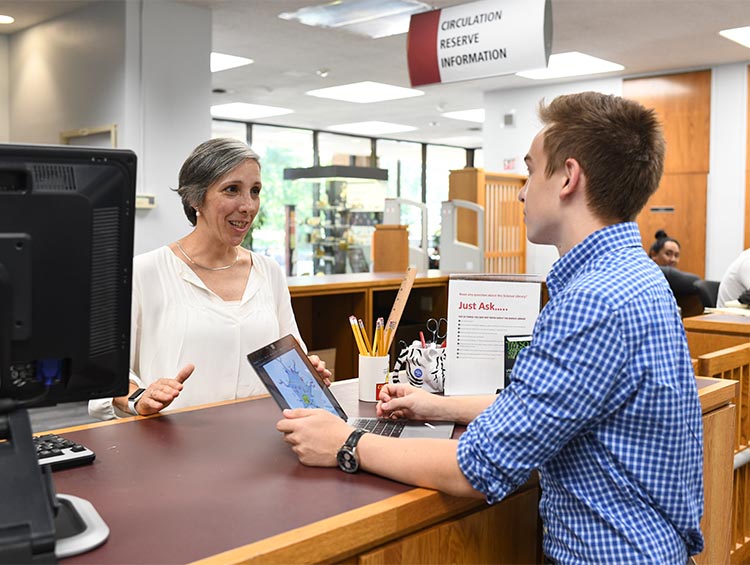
[{"x1": 406, "y1": 9, "x2": 441, "y2": 87}]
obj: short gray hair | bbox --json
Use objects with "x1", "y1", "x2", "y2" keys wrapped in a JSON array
[{"x1": 176, "y1": 138, "x2": 261, "y2": 226}]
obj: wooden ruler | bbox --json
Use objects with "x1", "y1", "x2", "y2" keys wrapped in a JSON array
[{"x1": 384, "y1": 266, "x2": 417, "y2": 351}]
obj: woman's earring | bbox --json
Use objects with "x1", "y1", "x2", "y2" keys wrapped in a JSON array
[{"x1": 195, "y1": 209, "x2": 201, "y2": 217}]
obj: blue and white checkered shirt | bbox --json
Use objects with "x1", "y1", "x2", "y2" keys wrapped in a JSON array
[{"x1": 457, "y1": 222, "x2": 704, "y2": 564}]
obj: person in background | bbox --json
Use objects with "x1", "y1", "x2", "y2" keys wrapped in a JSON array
[
  {"x1": 276, "y1": 92, "x2": 703, "y2": 564},
  {"x1": 649, "y1": 229, "x2": 681, "y2": 267},
  {"x1": 89, "y1": 138, "x2": 330, "y2": 420},
  {"x1": 717, "y1": 248, "x2": 750, "y2": 307},
  {"x1": 649, "y1": 229, "x2": 703, "y2": 309}
]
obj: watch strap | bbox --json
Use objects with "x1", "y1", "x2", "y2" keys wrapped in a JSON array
[
  {"x1": 128, "y1": 388, "x2": 146, "y2": 416},
  {"x1": 338, "y1": 428, "x2": 368, "y2": 473}
]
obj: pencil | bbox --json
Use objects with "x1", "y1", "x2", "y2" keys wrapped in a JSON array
[
  {"x1": 357, "y1": 318, "x2": 372, "y2": 356},
  {"x1": 349, "y1": 316, "x2": 368, "y2": 356},
  {"x1": 372, "y1": 319, "x2": 383, "y2": 356}
]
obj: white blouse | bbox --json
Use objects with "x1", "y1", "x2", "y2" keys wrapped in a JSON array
[
  {"x1": 88, "y1": 246, "x2": 304, "y2": 419},
  {"x1": 717, "y1": 248, "x2": 750, "y2": 307}
]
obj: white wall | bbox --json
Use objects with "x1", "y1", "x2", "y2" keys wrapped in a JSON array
[
  {"x1": 707, "y1": 63, "x2": 747, "y2": 281},
  {"x1": 6, "y1": 0, "x2": 211, "y2": 256},
  {"x1": 9, "y1": 1, "x2": 126, "y2": 144},
  {"x1": 0, "y1": 35, "x2": 8, "y2": 142},
  {"x1": 483, "y1": 77, "x2": 622, "y2": 276},
  {"x1": 128, "y1": 1, "x2": 212, "y2": 255}
]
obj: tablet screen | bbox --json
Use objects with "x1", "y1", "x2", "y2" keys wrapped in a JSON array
[{"x1": 248, "y1": 335, "x2": 347, "y2": 420}]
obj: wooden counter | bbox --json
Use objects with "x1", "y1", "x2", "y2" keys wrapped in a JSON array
[
  {"x1": 684, "y1": 313, "x2": 750, "y2": 357},
  {"x1": 44, "y1": 378, "x2": 733, "y2": 564},
  {"x1": 51, "y1": 381, "x2": 540, "y2": 565}
]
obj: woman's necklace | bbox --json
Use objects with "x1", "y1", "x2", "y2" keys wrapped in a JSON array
[{"x1": 175, "y1": 240, "x2": 240, "y2": 271}]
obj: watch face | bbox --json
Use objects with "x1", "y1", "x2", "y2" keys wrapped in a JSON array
[
  {"x1": 129, "y1": 388, "x2": 145, "y2": 401},
  {"x1": 337, "y1": 446, "x2": 358, "y2": 473}
]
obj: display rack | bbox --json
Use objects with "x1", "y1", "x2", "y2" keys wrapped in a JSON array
[{"x1": 299, "y1": 178, "x2": 386, "y2": 275}]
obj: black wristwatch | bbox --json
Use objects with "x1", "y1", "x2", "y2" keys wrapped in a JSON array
[
  {"x1": 127, "y1": 388, "x2": 146, "y2": 416},
  {"x1": 337, "y1": 429, "x2": 368, "y2": 473}
]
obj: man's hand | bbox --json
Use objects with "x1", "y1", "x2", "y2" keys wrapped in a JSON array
[
  {"x1": 134, "y1": 364, "x2": 194, "y2": 416},
  {"x1": 307, "y1": 354, "x2": 332, "y2": 387},
  {"x1": 277, "y1": 408, "x2": 352, "y2": 466},
  {"x1": 376, "y1": 383, "x2": 443, "y2": 421},
  {"x1": 738, "y1": 289, "x2": 750, "y2": 305}
]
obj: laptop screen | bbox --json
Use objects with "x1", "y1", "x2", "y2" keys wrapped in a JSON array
[{"x1": 247, "y1": 334, "x2": 348, "y2": 420}]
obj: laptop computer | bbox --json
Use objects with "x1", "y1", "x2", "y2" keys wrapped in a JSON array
[{"x1": 247, "y1": 334, "x2": 454, "y2": 439}]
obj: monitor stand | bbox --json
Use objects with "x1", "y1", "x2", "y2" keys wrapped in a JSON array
[{"x1": 0, "y1": 407, "x2": 109, "y2": 562}]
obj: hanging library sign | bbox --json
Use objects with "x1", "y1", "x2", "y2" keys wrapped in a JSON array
[{"x1": 406, "y1": 0, "x2": 552, "y2": 87}]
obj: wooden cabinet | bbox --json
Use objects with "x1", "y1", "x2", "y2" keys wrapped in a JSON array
[
  {"x1": 695, "y1": 377, "x2": 738, "y2": 564},
  {"x1": 288, "y1": 272, "x2": 449, "y2": 379},
  {"x1": 683, "y1": 313, "x2": 750, "y2": 358},
  {"x1": 372, "y1": 225, "x2": 408, "y2": 272},
  {"x1": 448, "y1": 168, "x2": 527, "y2": 274},
  {"x1": 357, "y1": 487, "x2": 541, "y2": 565},
  {"x1": 624, "y1": 70, "x2": 711, "y2": 278}
]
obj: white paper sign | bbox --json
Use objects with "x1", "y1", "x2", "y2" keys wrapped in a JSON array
[
  {"x1": 407, "y1": 0, "x2": 552, "y2": 86},
  {"x1": 445, "y1": 278, "x2": 541, "y2": 395}
]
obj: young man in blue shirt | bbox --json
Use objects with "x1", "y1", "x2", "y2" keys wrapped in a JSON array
[{"x1": 277, "y1": 91, "x2": 704, "y2": 564}]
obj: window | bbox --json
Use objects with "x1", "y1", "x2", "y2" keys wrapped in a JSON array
[
  {"x1": 377, "y1": 139, "x2": 421, "y2": 200},
  {"x1": 239, "y1": 124, "x2": 314, "y2": 272},
  {"x1": 318, "y1": 132, "x2": 372, "y2": 166},
  {"x1": 426, "y1": 145, "x2": 467, "y2": 253},
  {"x1": 377, "y1": 139, "x2": 424, "y2": 252},
  {"x1": 210, "y1": 119, "x2": 473, "y2": 275}
]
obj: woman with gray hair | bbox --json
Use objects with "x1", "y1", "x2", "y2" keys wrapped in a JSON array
[{"x1": 89, "y1": 138, "x2": 330, "y2": 420}]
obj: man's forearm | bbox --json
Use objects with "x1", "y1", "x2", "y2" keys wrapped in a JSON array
[
  {"x1": 357, "y1": 435, "x2": 484, "y2": 499},
  {"x1": 441, "y1": 394, "x2": 496, "y2": 425}
]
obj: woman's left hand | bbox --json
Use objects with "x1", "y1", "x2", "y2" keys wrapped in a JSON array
[{"x1": 307, "y1": 354, "x2": 332, "y2": 387}]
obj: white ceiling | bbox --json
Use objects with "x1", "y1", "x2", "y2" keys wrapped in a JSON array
[{"x1": 2, "y1": 0, "x2": 750, "y2": 147}]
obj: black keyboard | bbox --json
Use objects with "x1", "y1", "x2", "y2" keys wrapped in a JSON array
[
  {"x1": 352, "y1": 418, "x2": 406, "y2": 437},
  {"x1": 33, "y1": 433, "x2": 95, "y2": 471}
]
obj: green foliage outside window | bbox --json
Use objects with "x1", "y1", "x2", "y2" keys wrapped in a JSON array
[{"x1": 243, "y1": 146, "x2": 313, "y2": 260}]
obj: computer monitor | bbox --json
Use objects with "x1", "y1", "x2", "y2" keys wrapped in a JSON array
[{"x1": 0, "y1": 143, "x2": 136, "y2": 562}]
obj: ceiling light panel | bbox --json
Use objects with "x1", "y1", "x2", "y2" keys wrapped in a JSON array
[
  {"x1": 327, "y1": 121, "x2": 417, "y2": 135},
  {"x1": 441, "y1": 109, "x2": 485, "y2": 123},
  {"x1": 516, "y1": 52, "x2": 624, "y2": 80},
  {"x1": 306, "y1": 81, "x2": 424, "y2": 103},
  {"x1": 211, "y1": 103, "x2": 293, "y2": 120},
  {"x1": 719, "y1": 26, "x2": 750, "y2": 48},
  {"x1": 0, "y1": 15, "x2": 15, "y2": 24},
  {"x1": 279, "y1": 0, "x2": 431, "y2": 38},
  {"x1": 342, "y1": 11, "x2": 416, "y2": 39},
  {"x1": 211, "y1": 52, "x2": 254, "y2": 73}
]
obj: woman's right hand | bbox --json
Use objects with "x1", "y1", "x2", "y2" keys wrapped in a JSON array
[
  {"x1": 376, "y1": 383, "x2": 442, "y2": 421},
  {"x1": 135, "y1": 364, "x2": 195, "y2": 416}
]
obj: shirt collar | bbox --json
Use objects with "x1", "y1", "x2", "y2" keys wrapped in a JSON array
[{"x1": 545, "y1": 222, "x2": 644, "y2": 297}]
